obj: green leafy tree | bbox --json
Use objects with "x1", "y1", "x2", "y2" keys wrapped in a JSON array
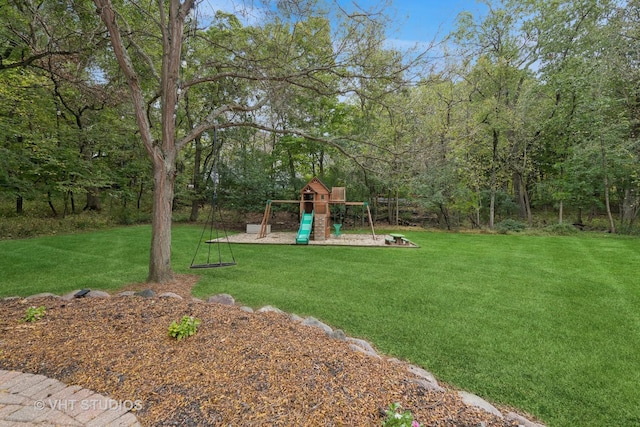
[
  {"x1": 519, "y1": 0, "x2": 637, "y2": 231},
  {"x1": 454, "y1": 1, "x2": 539, "y2": 228},
  {"x1": 0, "y1": 0, "x2": 129, "y2": 216},
  {"x1": 93, "y1": 0, "x2": 421, "y2": 282}
]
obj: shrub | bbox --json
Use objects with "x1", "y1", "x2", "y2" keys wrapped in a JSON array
[
  {"x1": 494, "y1": 219, "x2": 526, "y2": 234},
  {"x1": 616, "y1": 224, "x2": 640, "y2": 236},
  {"x1": 0, "y1": 212, "x2": 112, "y2": 240},
  {"x1": 112, "y1": 208, "x2": 151, "y2": 225},
  {"x1": 544, "y1": 223, "x2": 579, "y2": 235}
]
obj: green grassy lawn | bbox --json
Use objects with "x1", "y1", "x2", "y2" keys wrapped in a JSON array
[{"x1": 1, "y1": 225, "x2": 639, "y2": 426}]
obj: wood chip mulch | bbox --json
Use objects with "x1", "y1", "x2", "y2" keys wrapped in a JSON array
[{"x1": 0, "y1": 275, "x2": 526, "y2": 426}]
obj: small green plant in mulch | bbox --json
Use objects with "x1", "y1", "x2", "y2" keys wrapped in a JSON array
[
  {"x1": 381, "y1": 403, "x2": 421, "y2": 427},
  {"x1": 22, "y1": 306, "x2": 46, "y2": 322},
  {"x1": 168, "y1": 316, "x2": 201, "y2": 341}
]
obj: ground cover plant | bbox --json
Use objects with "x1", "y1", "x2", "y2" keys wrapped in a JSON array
[
  {"x1": 1, "y1": 225, "x2": 639, "y2": 426},
  {"x1": 21, "y1": 305, "x2": 46, "y2": 322},
  {"x1": 168, "y1": 315, "x2": 201, "y2": 341}
]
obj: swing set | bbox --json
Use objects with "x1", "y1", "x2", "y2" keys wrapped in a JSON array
[
  {"x1": 258, "y1": 176, "x2": 376, "y2": 243},
  {"x1": 190, "y1": 130, "x2": 236, "y2": 269}
]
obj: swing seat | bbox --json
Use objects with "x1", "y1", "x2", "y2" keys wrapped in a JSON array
[{"x1": 190, "y1": 262, "x2": 237, "y2": 269}]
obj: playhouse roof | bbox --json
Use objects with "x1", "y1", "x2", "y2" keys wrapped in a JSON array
[{"x1": 302, "y1": 176, "x2": 330, "y2": 195}]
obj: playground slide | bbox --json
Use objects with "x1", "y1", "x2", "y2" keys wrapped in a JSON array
[{"x1": 296, "y1": 211, "x2": 314, "y2": 244}]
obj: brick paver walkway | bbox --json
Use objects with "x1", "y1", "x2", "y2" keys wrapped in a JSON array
[{"x1": 0, "y1": 370, "x2": 140, "y2": 426}]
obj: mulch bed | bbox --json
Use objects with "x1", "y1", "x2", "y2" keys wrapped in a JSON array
[{"x1": 0, "y1": 275, "x2": 526, "y2": 426}]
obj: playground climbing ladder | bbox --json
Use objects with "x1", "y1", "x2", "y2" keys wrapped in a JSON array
[{"x1": 296, "y1": 211, "x2": 314, "y2": 244}]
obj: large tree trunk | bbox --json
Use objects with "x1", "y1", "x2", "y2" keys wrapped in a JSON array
[
  {"x1": 85, "y1": 190, "x2": 102, "y2": 211},
  {"x1": 514, "y1": 173, "x2": 523, "y2": 218},
  {"x1": 513, "y1": 172, "x2": 532, "y2": 225},
  {"x1": 148, "y1": 158, "x2": 176, "y2": 283},
  {"x1": 95, "y1": 0, "x2": 193, "y2": 284}
]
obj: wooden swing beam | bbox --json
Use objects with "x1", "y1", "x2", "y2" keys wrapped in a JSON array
[{"x1": 330, "y1": 201, "x2": 376, "y2": 240}]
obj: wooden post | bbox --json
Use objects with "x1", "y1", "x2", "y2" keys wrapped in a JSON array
[
  {"x1": 258, "y1": 201, "x2": 271, "y2": 238},
  {"x1": 366, "y1": 202, "x2": 376, "y2": 240}
]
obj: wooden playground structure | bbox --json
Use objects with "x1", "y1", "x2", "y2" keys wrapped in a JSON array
[{"x1": 258, "y1": 177, "x2": 376, "y2": 244}]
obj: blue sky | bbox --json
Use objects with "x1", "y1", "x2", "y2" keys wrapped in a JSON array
[
  {"x1": 375, "y1": 0, "x2": 488, "y2": 45},
  {"x1": 201, "y1": 0, "x2": 488, "y2": 47}
]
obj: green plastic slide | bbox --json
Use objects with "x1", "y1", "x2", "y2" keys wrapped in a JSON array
[{"x1": 296, "y1": 211, "x2": 313, "y2": 244}]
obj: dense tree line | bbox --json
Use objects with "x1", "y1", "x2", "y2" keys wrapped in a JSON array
[{"x1": 1, "y1": 0, "x2": 638, "y2": 280}]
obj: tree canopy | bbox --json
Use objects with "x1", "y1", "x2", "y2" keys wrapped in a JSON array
[{"x1": 1, "y1": 0, "x2": 638, "y2": 280}]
